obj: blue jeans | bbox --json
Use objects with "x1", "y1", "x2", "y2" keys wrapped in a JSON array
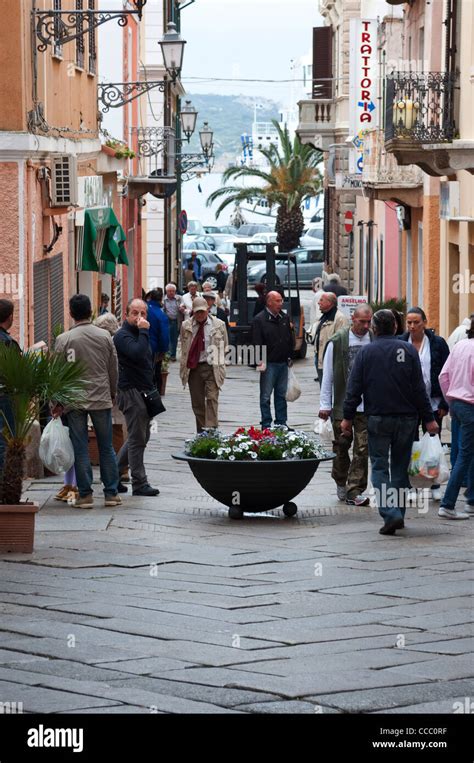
[
  {"x1": 441, "y1": 400, "x2": 474, "y2": 510},
  {"x1": 260, "y1": 362, "x2": 288, "y2": 428},
  {"x1": 0, "y1": 396, "x2": 14, "y2": 477},
  {"x1": 168, "y1": 319, "x2": 178, "y2": 359},
  {"x1": 450, "y1": 415, "x2": 468, "y2": 486},
  {"x1": 367, "y1": 415, "x2": 419, "y2": 522},
  {"x1": 67, "y1": 409, "x2": 119, "y2": 498}
]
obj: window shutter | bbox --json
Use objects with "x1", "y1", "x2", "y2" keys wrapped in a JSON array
[
  {"x1": 33, "y1": 261, "x2": 49, "y2": 344},
  {"x1": 49, "y1": 253, "x2": 64, "y2": 341},
  {"x1": 313, "y1": 27, "x2": 333, "y2": 99}
]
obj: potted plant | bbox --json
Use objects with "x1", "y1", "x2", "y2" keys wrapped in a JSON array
[
  {"x1": 173, "y1": 426, "x2": 334, "y2": 519},
  {"x1": 104, "y1": 139, "x2": 136, "y2": 160},
  {"x1": 160, "y1": 352, "x2": 170, "y2": 396},
  {"x1": 0, "y1": 346, "x2": 86, "y2": 553}
]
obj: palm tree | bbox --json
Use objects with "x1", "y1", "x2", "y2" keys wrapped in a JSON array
[
  {"x1": 0, "y1": 346, "x2": 87, "y2": 505},
  {"x1": 207, "y1": 120, "x2": 322, "y2": 252}
]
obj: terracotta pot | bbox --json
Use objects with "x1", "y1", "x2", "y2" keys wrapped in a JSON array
[
  {"x1": 0, "y1": 503, "x2": 39, "y2": 554},
  {"x1": 88, "y1": 423, "x2": 125, "y2": 466},
  {"x1": 102, "y1": 145, "x2": 119, "y2": 157},
  {"x1": 160, "y1": 372, "x2": 169, "y2": 396}
]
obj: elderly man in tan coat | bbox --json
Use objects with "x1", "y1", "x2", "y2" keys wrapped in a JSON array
[{"x1": 180, "y1": 296, "x2": 228, "y2": 432}]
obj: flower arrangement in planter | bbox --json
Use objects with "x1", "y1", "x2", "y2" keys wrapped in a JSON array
[
  {"x1": 174, "y1": 426, "x2": 334, "y2": 519},
  {"x1": 0, "y1": 346, "x2": 86, "y2": 553},
  {"x1": 185, "y1": 426, "x2": 328, "y2": 462}
]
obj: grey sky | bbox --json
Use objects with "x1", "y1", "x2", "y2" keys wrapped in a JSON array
[{"x1": 180, "y1": 0, "x2": 322, "y2": 104}]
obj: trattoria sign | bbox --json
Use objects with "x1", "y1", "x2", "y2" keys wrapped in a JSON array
[{"x1": 349, "y1": 19, "x2": 378, "y2": 174}]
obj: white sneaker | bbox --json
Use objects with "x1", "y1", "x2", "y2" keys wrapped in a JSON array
[
  {"x1": 438, "y1": 507, "x2": 470, "y2": 520},
  {"x1": 431, "y1": 487, "x2": 442, "y2": 501},
  {"x1": 462, "y1": 505, "x2": 474, "y2": 515},
  {"x1": 336, "y1": 486, "x2": 347, "y2": 501}
]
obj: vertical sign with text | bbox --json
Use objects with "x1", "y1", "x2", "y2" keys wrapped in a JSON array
[{"x1": 349, "y1": 19, "x2": 378, "y2": 175}]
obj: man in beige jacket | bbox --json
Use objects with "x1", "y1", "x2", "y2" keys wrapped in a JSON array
[
  {"x1": 180, "y1": 296, "x2": 227, "y2": 432},
  {"x1": 314, "y1": 291, "x2": 349, "y2": 385},
  {"x1": 55, "y1": 294, "x2": 120, "y2": 509}
]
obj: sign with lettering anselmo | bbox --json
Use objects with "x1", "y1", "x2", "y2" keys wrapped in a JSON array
[{"x1": 349, "y1": 19, "x2": 378, "y2": 175}]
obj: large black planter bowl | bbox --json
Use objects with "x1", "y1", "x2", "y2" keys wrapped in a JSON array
[{"x1": 172, "y1": 453, "x2": 335, "y2": 519}]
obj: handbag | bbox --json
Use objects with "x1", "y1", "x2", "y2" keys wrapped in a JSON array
[{"x1": 141, "y1": 388, "x2": 166, "y2": 418}]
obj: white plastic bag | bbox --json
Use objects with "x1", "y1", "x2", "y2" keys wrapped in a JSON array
[
  {"x1": 408, "y1": 433, "x2": 448, "y2": 488},
  {"x1": 286, "y1": 367, "x2": 301, "y2": 402},
  {"x1": 39, "y1": 418, "x2": 75, "y2": 474},
  {"x1": 314, "y1": 417, "x2": 334, "y2": 446}
]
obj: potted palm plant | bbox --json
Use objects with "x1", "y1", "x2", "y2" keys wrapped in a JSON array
[{"x1": 0, "y1": 346, "x2": 86, "y2": 553}]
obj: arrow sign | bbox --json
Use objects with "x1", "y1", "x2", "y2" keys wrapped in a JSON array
[{"x1": 358, "y1": 101, "x2": 376, "y2": 111}]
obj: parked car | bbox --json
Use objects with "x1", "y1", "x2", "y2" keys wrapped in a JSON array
[
  {"x1": 300, "y1": 225, "x2": 324, "y2": 249},
  {"x1": 181, "y1": 249, "x2": 226, "y2": 288},
  {"x1": 186, "y1": 218, "x2": 205, "y2": 236},
  {"x1": 235, "y1": 223, "x2": 275, "y2": 237},
  {"x1": 182, "y1": 239, "x2": 213, "y2": 252},
  {"x1": 247, "y1": 247, "x2": 324, "y2": 287},
  {"x1": 252, "y1": 232, "x2": 278, "y2": 244},
  {"x1": 204, "y1": 225, "x2": 238, "y2": 235}
]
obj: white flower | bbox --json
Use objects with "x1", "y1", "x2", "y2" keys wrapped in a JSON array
[
  {"x1": 229, "y1": 455, "x2": 236, "y2": 461},
  {"x1": 288, "y1": 435, "x2": 296, "y2": 442},
  {"x1": 250, "y1": 452, "x2": 257, "y2": 459}
]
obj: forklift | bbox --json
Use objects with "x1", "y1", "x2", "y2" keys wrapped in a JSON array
[{"x1": 227, "y1": 242, "x2": 307, "y2": 359}]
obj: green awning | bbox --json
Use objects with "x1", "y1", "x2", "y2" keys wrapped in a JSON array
[{"x1": 79, "y1": 207, "x2": 129, "y2": 276}]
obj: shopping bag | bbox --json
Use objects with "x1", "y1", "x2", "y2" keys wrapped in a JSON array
[
  {"x1": 408, "y1": 433, "x2": 448, "y2": 488},
  {"x1": 39, "y1": 418, "x2": 75, "y2": 474},
  {"x1": 314, "y1": 417, "x2": 334, "y2": 447},
  {"x1": 286, "y1": 367, "x2": 301, "y2": 402}
]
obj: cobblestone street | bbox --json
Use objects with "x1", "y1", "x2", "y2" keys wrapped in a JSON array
[{"x1": 0, "y1": 353, "x2": 472, "y2": 714}]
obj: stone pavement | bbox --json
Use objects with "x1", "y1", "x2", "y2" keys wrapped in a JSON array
[{"x1": 0, "y1": 350, "x2": 473, "y2": 715}]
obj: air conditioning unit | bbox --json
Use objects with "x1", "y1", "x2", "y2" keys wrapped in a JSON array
[{"x1": 51, "y1": 154, "x2": 77, "y2": 206}]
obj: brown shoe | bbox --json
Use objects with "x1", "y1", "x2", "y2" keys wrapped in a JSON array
[{"x1": 55, "y1": 485, "x2": 73, "y2": 501}]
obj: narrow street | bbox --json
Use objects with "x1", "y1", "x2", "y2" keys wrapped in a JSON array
[{"x1": 0, "y1": 353, "x2": 472, "y2": 714}]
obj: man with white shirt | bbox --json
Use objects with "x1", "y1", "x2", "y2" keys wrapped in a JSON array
[
  {"x1": 181, "y1": 281, "x2": 201, "y2": 319},
  {"x1": 318, "y1": 304, "x2": 373, "y2": 506}
]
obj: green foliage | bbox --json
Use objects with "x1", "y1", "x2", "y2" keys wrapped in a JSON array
[
  {"x1": 0, "y1": 346, "x2": 87, "y2": 503},
  {"x1": 187, "y1": 435, "x2": 220, "y2": 459},
  {"x1": 206, "y1": 120, "x2": 322, "y2": 251},
  {"x1": 370, "y1": 297, "x2": 407, "y2": 314},
  {"x1": 105, "y1": 139, "x2": 136, "y2": 159}
]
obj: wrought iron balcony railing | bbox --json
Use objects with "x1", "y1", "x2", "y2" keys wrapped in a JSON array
[{"x1": 385, "y1": 71, "x2": 457, "y2": 144}]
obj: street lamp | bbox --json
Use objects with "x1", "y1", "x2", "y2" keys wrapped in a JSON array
[
  {"x1": 180, "y1": 101, "x2": 198, "y2": 141},
  {"x1": 199, "y1": 122, "x2": 214, "y2": 157},
  {"x1": 159, "y1": 22, "x2": 186, "y2": 80}
]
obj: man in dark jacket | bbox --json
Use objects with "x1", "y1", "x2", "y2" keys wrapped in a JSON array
[
  {"x1": 146, "y1": 288, "x2": 170, "y2": 388},
  {"x1": 114, "y1": 299, "x2": 159, "y2": 497},
  {"x1": 251, "y1": 291, "x2": 295, "y2": 429},
  {"x1": 341, "y1": 309, "x2": 439, "y2": 535},
  {"x1": 0, "y1": 299, "x2": 20, "y2": 476}
]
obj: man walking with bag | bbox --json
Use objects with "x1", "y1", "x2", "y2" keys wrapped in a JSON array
[
  {"x1": 55, "y1": 294, "x2": 121, "y2": 509},
  {"x1": 313, "y1": 292, "x2": 348, "y2": 385},
  {"x1": 341, "y1": 310, "x2": 439, "y2": 535},
  {"x1": 114, "y1": 299, "x2": 160, "y2": 497},
  {"x1": 251, "y1": 291, "x2": 295, "y2": 429},
  {"x1": 318, "y1": 304, "x2": 373, "y2": 506}
]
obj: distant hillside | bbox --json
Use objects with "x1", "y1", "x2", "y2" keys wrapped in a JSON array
[{"x1": 184, "y1": 94, "x2": 280, "y2": 169}]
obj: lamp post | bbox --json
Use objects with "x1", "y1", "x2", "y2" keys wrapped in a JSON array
[
  {"x1": 180, "y1": 101, "x2": 198, "y2": 142},
  {"x1": 159, "y1": 22, "x2": 186, "y2": 81},
  {"x1": 199, "y1": 122, "x2": 214, "y2": 157}
]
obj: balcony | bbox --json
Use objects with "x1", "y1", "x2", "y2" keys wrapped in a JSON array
[
  {"x1": 362, "y1": 129, "x2": 424, "y2": 189},
  {"x1": 296, "y1": 99, "x2": 335, "y2": 151},
  {"x1": 385, "y1": 71, "x2": 474, "y2": 176}
]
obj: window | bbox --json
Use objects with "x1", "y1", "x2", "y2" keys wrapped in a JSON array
[
  {"x1": 76, "y1": 0, "x2": 84, "y2": 69},
  {"x1": 88, "y1": 0, "x2": 97, "y2": 74},
  {"x1": 53, "y1": 0, "x2": 62, "y2": 57},
  {"x1": 308, "y1": 249, "x2": 324, "y2": 263}
]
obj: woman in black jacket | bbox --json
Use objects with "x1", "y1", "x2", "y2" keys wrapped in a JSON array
[{"x1": 401, "y1": 307, "x2": 450, "y2": 501}]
